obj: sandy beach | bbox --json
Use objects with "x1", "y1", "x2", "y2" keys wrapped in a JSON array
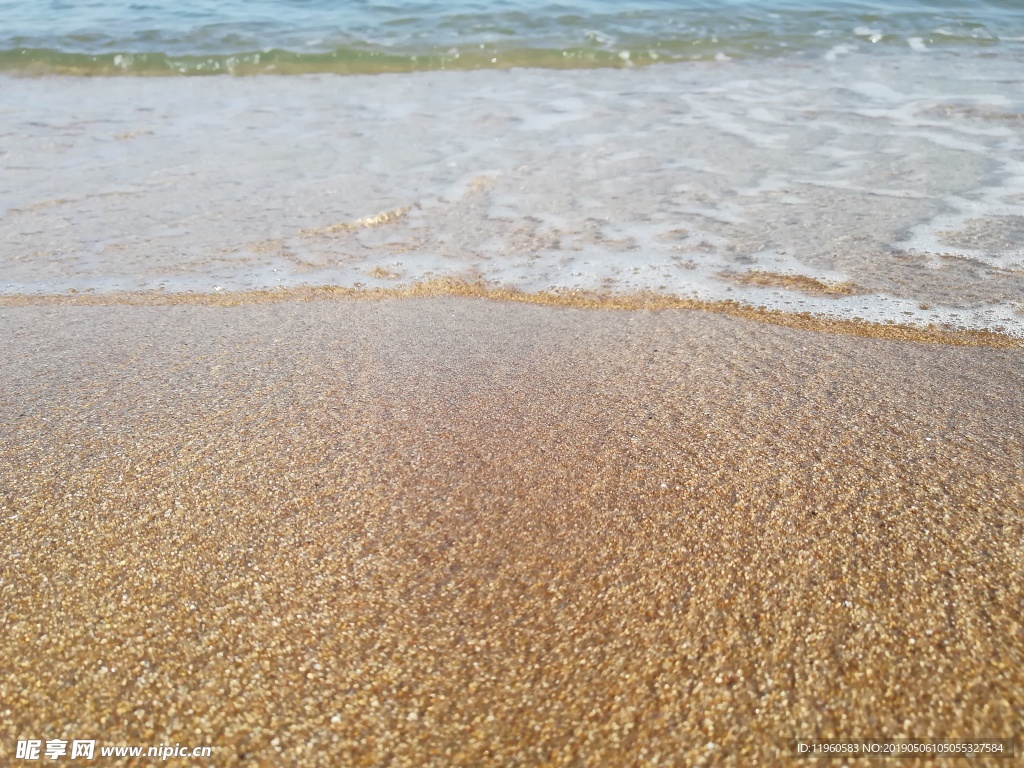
[
  {"x1": 1, "y1": 296, "x2": 1021, "y2": 766},
  {"x1": 5, "y1": 0, "x2": 1024, "y2": 764}
]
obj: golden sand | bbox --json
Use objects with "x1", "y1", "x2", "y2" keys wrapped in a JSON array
[
  {"x1": 300, "y1": 207, "x2": 412, "y2": 237},
  {"x1": 717, "y1": 270, "x2": 861, "y2": 297},
  {"x1": 1, "y1": 297, "x2": 1022, "y2": 767}
]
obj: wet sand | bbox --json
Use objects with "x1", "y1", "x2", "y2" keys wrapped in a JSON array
[{"x1": 1, "y1": 297, "x2": 1022, "y2": 767}]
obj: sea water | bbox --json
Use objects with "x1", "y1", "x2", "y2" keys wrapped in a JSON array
[
  {"x1": 1, "y1": 1, "x2": 1023, "y2": 335},
  {"x1": 3, "y1": 0, "x2": 1023, "y2": 75}
]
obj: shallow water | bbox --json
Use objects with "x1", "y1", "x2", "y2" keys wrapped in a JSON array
[
  {"x1": 1, "y1": 3, "x2": 1023, "y2": 335},
  {"x1": 4, "y1": 51, "x2": 1024, "y2": 333}
]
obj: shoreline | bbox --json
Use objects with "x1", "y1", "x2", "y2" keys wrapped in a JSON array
[
  {"x1": 3, "y1": 296, "x2": 1021, "y2": 766},
  {"x1": 1, "y1": 282, "x2": 1020, "y2": 349}
]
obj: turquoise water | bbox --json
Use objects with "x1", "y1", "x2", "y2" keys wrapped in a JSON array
[{"x1": 2, "y1": 0, "x2": 1024, "y2": 74}]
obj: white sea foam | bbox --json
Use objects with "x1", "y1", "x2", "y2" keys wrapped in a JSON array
[
  {"x1": 853, "y1": 27, "x2": 884, "y2": 43},
  {"x1": 1, "y1": 49, "x2": 1022, "y2": 335},
  {"x1": 824, "y1": 44, "x2": 857, "y2": 61}
]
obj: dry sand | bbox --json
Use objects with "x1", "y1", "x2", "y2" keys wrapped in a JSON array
[{"x1": 1, "y1": 297, "x2": 1022, "y2": 767}]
